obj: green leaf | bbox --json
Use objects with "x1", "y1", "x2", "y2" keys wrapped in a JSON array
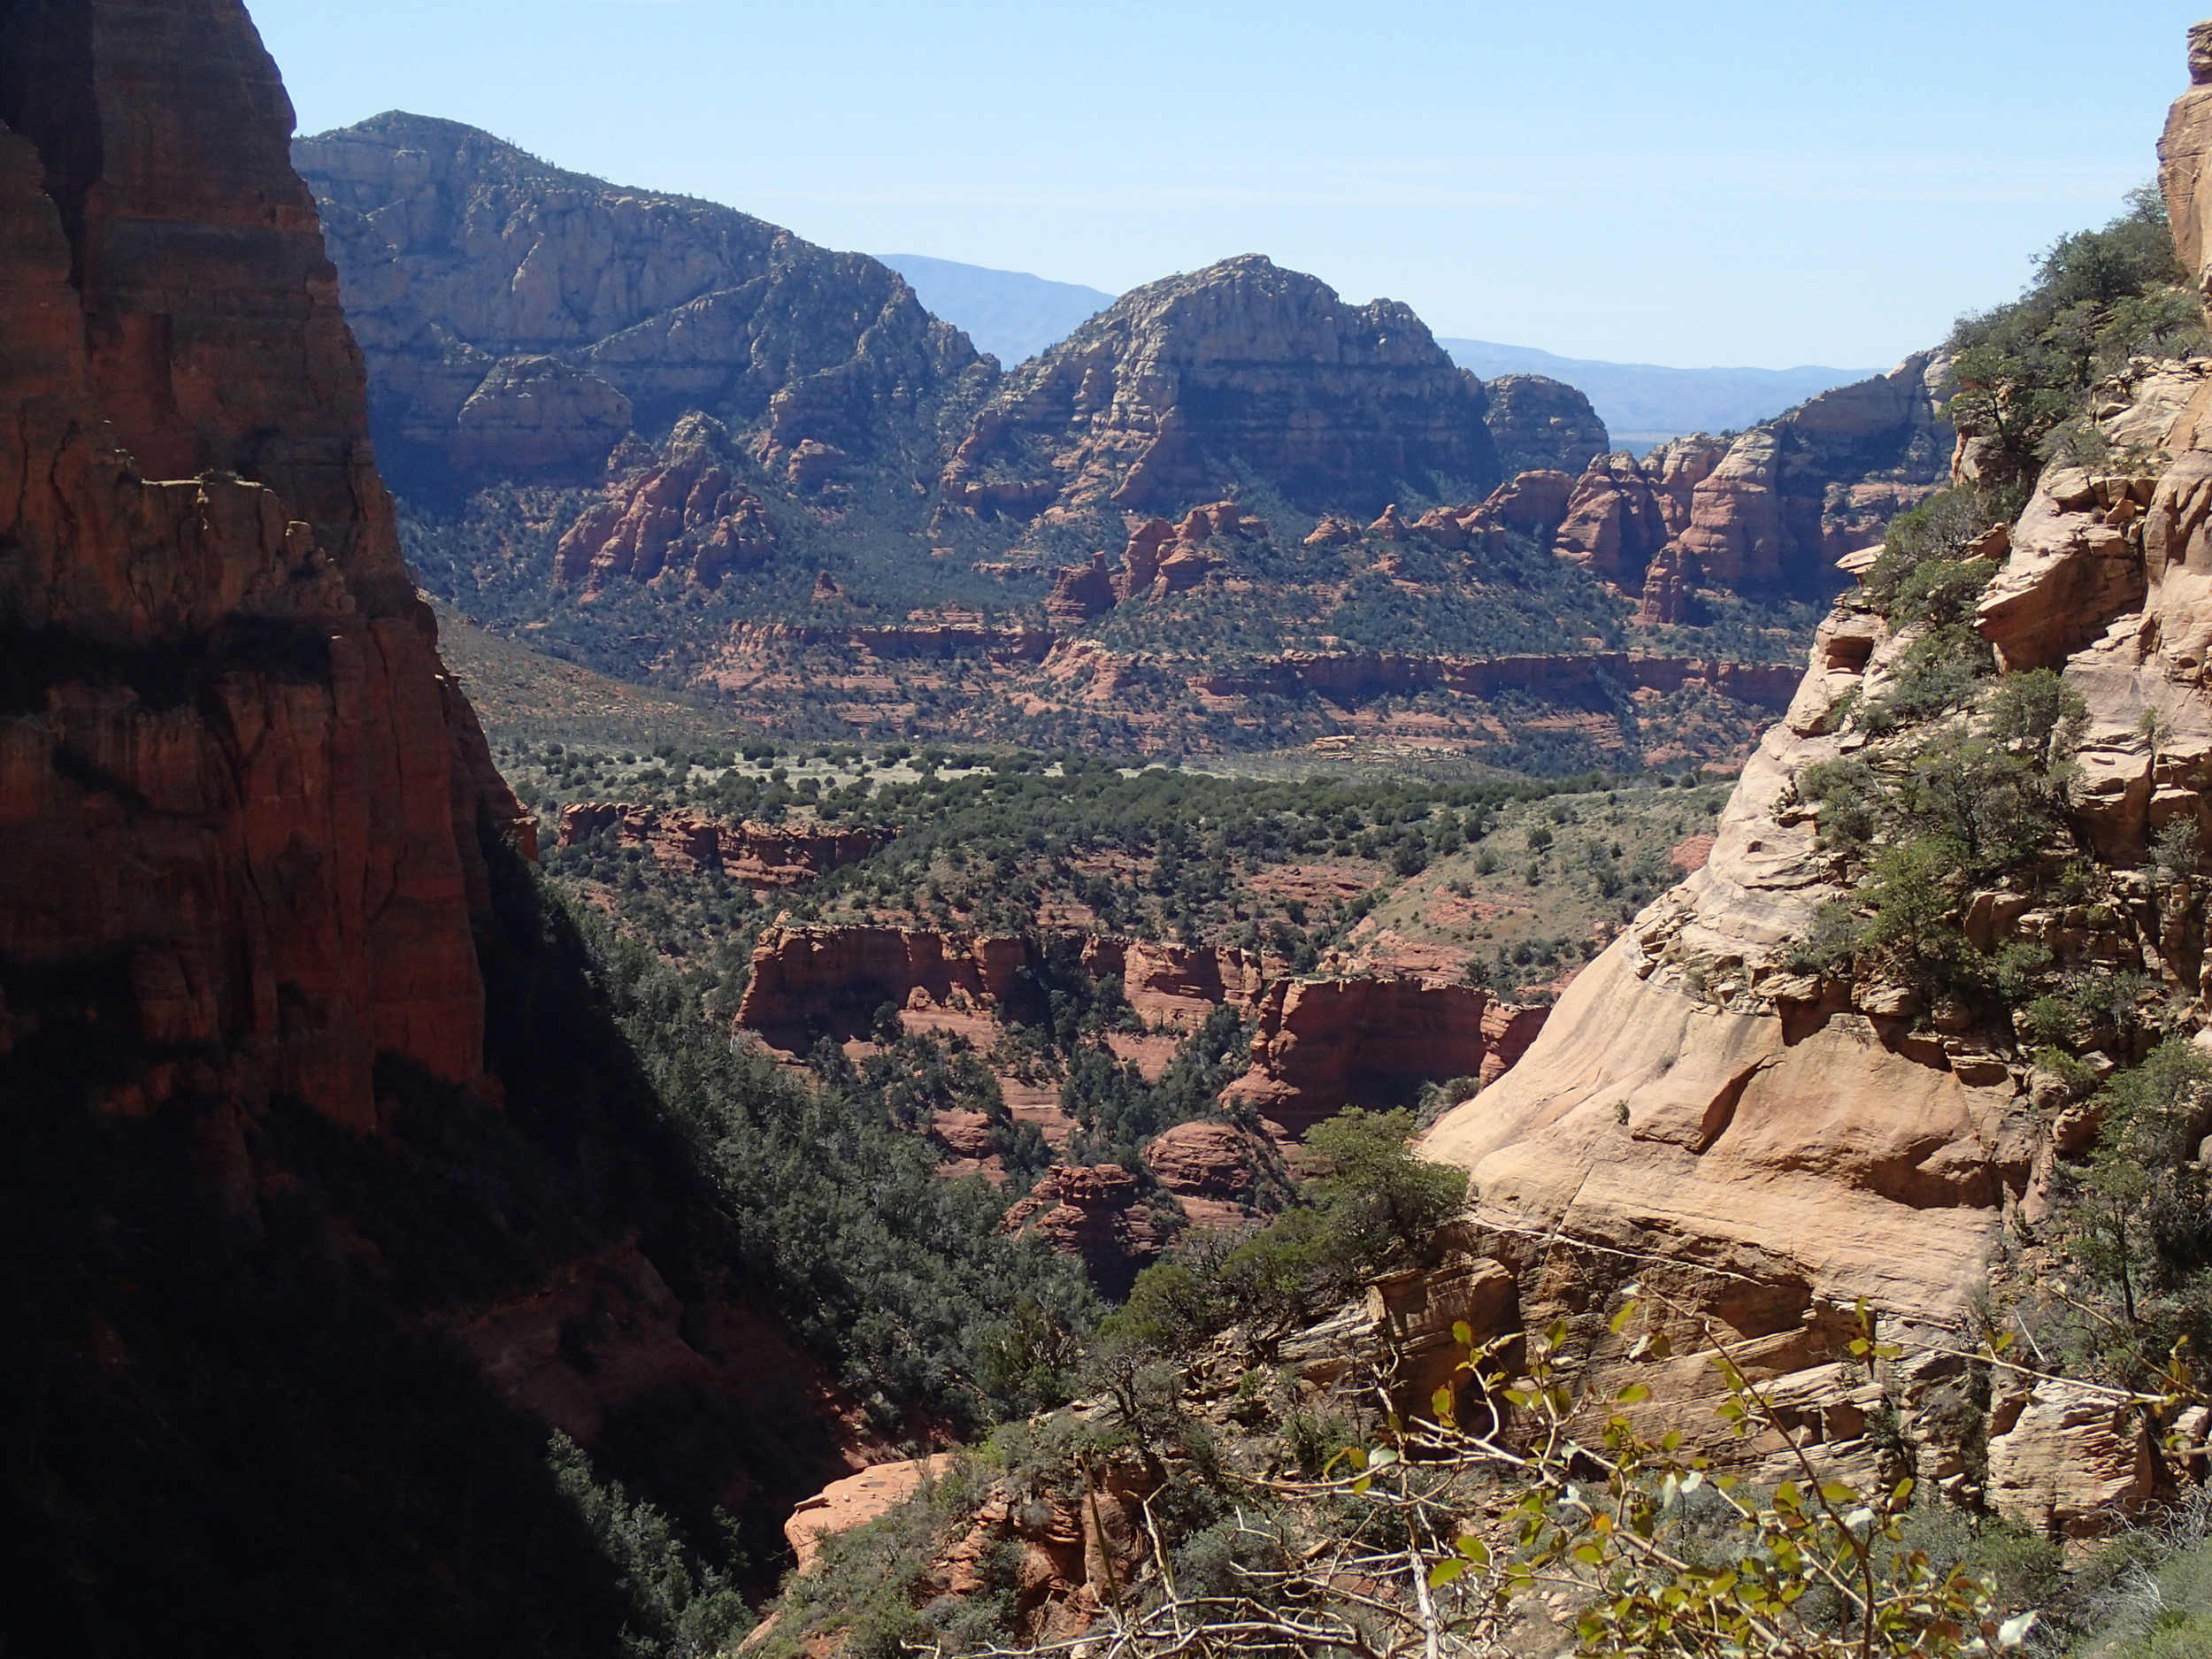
[
  {"x1": 1571, "y1": 1543, "x2": 1604, "y2": 1566},
  {"x1": 1428, "y1": 1557, "x2": 1464, "y2": 1588},
  {"x1": 1453, "y1": 1319, "x2": 1474, "y2": 1348},
  {"x1": 1456, "y1": 1536, "x2": 1490, "y2": 1566},
  {"x1": 1775, "y1": 1480, "x2": 1801, "y2": 1511},
  {"x1": 1545, "y1": 1318, "x2": 1569, "y2": 1353},
  {"x1": 1432, "y1": 1385, "x2": 1455, "y2": 1421},
  {"x1": 1609, "y1": 1301, "x2": 1638, "y2": 1335},
  {"x1": 1819, "y1": 1480, "x2": 1857, "y2": 1503},
  {"x1": 1617, "y1": 1382, "x2": 1651, "y2": 1405}
]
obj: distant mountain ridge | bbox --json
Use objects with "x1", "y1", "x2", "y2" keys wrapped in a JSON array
[
  {"x1": 877, "y1": 254, "x2": 1114, "y2": 367},
  {"x1": 1439, "y1": 339, "x2": 1877, "y2": 448},
  {"x1": 864, "y1": 257, "x2": 1878, "y2": 448}
]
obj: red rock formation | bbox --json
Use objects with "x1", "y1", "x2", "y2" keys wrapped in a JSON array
[
  {"x1": 0, "y1": 0, "x2": 527, "y2": 1133},
  {"x1": 1084, "y1": 937, "x2": 1267, "y2": 1028},
  {"x1": 1002, "y1": 1163, "x2": 1172, "y2": 1294},
  {"x1": 554, "y1": 413, "x2": 775, "y2": 588},
  {"x1": 735, "y1": 925, "x2": 1041, "y2": 1052},
  {"x1": 1047, "y1": 553, "x2": 1118, "y2": 626},
  {"x1": 1042, "y1": 503, "x2": 1264, "y2": 627},
  {"x1": 1552, "y1": 357, "x2": 1949, "y2": 611},
  {"x1": 2162, "y1": 21, "x2": 2212, "y2": 316},
  {"x1": 940, "y1": 255, "x2": 1505, "y2": 520},
  {"x1": 1224, "y1": 978, "x2": 1548, "y2": 1135},
  {"x1": 785, "y1": 1455, "x2": 959, "y2": 1574},
  {"x1": 1143, "y1": 1120, "x2": 1277, "y2": 1229},
  {"x1": 557, "y1": 803, "x2": 883, "y2": 887}
]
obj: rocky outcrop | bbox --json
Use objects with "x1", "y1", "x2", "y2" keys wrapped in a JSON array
[
  {"x1": 1079, "y1": 936, "x2": 1267, "y2": 1029},
  {"x1": 553, "y1": 413, "x2": 775, "y2": 588},
  {"x1": 1142, "y1": 1120, "x2": 1279, "y2": 1229},
  {"x1": 1480, "y1": 373, "x2": 1609, "y2": 478},
  {"x1": 1225, "y1": 979, "x2": 1548, "y2": 1134},
  {"x1": 294, "y1": 112, "x2": 986, "y2": 482},
  {"x1": 735, "y1": 925, "x2": 1041, "y2": 1051},
  {"x1": 1550, "y1": 357, "x2": 1952, "y2": 611},
  {"x1": 1417, "y1": 54, "x2": 2212, "y2": 1536},
  {"x1": 556, "y1": 802, "x2": 882, "y2": 886},
  {"x1": 1045, "y1": 502, "x2": 1267, "y2": 626},
  {"x1": 785, "y1": 1454, "x2": 959, "y2": 1574},
  {"x1": 1553, "y1": 439, "x2": 1724, "y2": 584},
  {"x1": 0, "y1": 0, "x2": 528, "y2": 1134},
  {"x1": 940, "y1": 255, "x2": 1505, "y2": 521},
  {"x1": 1002, "y1": 1163, "x2": 1173, "y2": 1294},
  {"x1": 2163, "y1": 20, "x2": 2212, "y2": 316}
]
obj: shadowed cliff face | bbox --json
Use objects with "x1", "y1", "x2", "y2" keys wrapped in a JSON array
[
  {"x1": 938, "y1": 254, "x2": 1523, "y2": 520},
  {"x1": 0, "y1": 6, "x2": 868, "y2": 1651},
  {"x1": 0, "y1": 0, "x2": 528, "y2": 1130}
]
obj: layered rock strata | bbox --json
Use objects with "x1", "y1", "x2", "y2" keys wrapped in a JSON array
[
  {"x1": 1479, "y1": 373, "x2": 1609, "y2": 478},
  {"x1": 1226, "y1": 979, "x2": 1548, "y2": 1135},
  {"x1": 555, "y1": 801, "x2": 882, "y2": 887},
  {"x1": 940, "y1": 255, "x2": 1514, "y2": 520},
  {"x1": 1002, "y1": 1163, "x2": 1174, "y2": 1296},
  {"x1": 1550, "y1": 357, "x2": 1954, "y2": 619},
  {"x1": 0, "y1": 0, "x2": 527, "y2": 1133},
  {"x1": 295, "y1": 112, "x2": 986, "y2": 481}
]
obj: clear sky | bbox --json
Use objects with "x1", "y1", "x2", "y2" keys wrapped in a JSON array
[{"x1": 246, "y1": 0, "x2": 2206, "y2": 371}]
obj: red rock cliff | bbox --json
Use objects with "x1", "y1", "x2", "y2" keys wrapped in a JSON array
[{"x1": 0, "y1": 0, "x2": 526, "y2": 1131}]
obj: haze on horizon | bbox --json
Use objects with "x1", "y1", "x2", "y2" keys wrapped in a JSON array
[{"x1": 249, "y1": 0, "x2": 2203, "y2": 372}]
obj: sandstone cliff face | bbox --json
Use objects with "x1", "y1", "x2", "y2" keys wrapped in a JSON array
[
  {"x1": 1550, "y1": 357, "x2": 1953, "y2": 618},
  {"x1": 294, "y1": 111, "x2": 986, "y2": 482},
  {"x1": 939, "y1": 255, "x2": 1511, "y2": 520},
  {"x1": 2162, "y1": 20, "x2": 2212, "y2": 314},
  {"x1": 0, "y1": 0, "x2": 526, "y2": 1133},
  {"x1": 1418, "y1": 111, "x2": 2212, "y2": 1528},
  {"x1": 1225, "y1": 978, "x2": 1547, "y2": 1135}
]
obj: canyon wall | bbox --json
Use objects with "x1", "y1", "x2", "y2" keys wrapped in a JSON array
[
  {"x1": 1551, "y1": 355, "x2": 1954, "y2": 619},
  {"x1": 0, "y1": 12, "x2": 873, "y2": 1646},
  {"x1": 0, "y1": 0, "x2": 526, "y2": 1133}
]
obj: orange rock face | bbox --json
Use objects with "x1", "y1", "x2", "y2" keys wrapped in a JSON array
[
  {"x1": 2162, "y1": 21, "x2": 2212, "y2": 317},
  {"x1": 735, "y1": 925, "x2": 1044, "y2": 1053},
  {"x1": 1225, "y1": 978, "x2": 1547, "y2": 1134},
  {"x1": 1142, "y1": 1119, "x2": 1278, "y2": 1230},
  {"x1": 0, "y1": 0, "x2": 526, "y2": 1132},
  {"x1": 557, "y1": 802, "x2": 882, "y2": 887}
]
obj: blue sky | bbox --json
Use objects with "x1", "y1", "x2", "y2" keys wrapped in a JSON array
[{"x1": 248, "y1": 0, "x2": 2205, "y2": 370}]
